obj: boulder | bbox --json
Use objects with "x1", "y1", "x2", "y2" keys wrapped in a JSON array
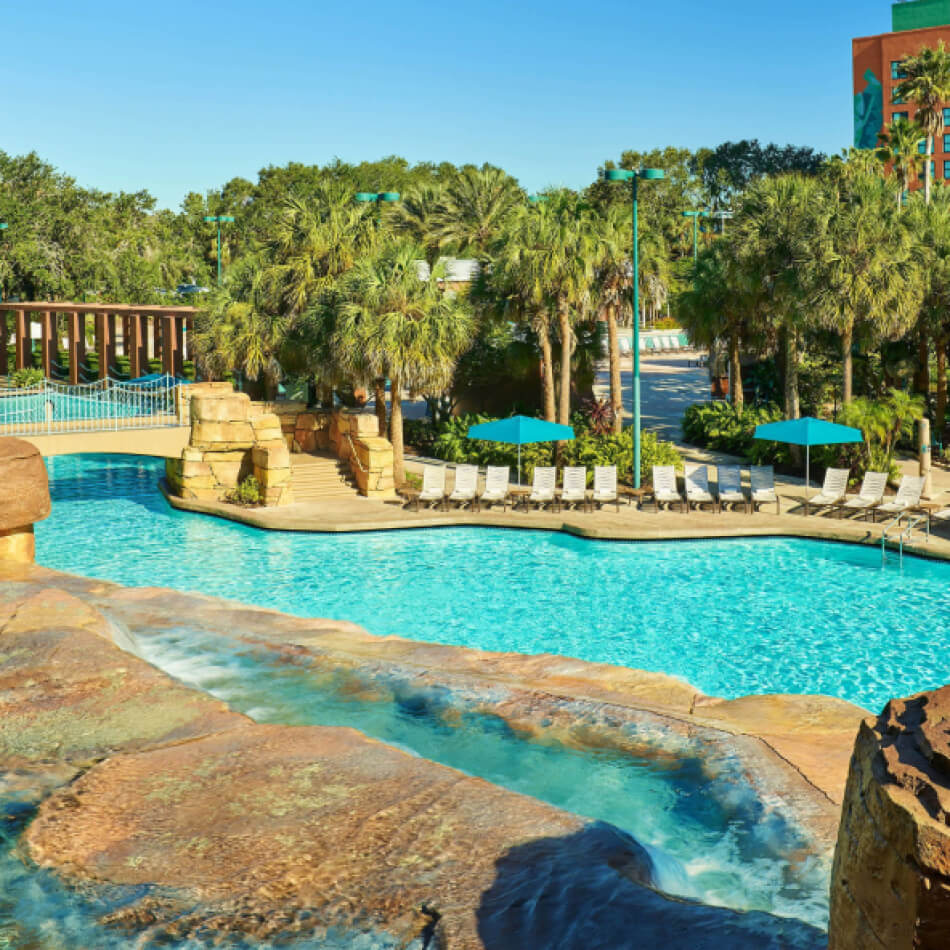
[
  {"x1": 189, "y1": 392, "x2": 250, "y2": 424},
  {"x1": 829, "y1": 686, "x2": 950, "y2": 949},
  {"x1": 0, "y1": 438, "x2": 50, "y2": 532},
  {"x1": 0, "y1": 437, "x2": 51, "y2": 563}
]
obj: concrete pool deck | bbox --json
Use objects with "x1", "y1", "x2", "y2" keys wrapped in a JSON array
[{"x1": 160, "y1": 477, "x2": 950, "y2": 562}]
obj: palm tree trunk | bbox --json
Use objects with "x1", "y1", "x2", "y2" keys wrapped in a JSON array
[
  {"x1": 842, "y1": 322, "x2": 854, "y2": 404},
  {"x1": 374, "y1": 378, "x2": 387, "y2": 439},
  {"x1": 607, "y1": 305, "x2": 622, "y2": 434},
  {"x1": 784, "y1": 327, "x2": 800, "y2": 419},
  {"x1": 390, "y1": 372, "x2": 405, "y2": 486},
  {"x1": 926, "y1": 136, "x2": 934, "y2": 205},
  {"x1": 915, "y1": 330, "x2": 930, "y2": 398},
  {"x1": 728, "y1": 328, "x2": 743, "y2": 410},
  {"x1": 538, "y1": 312, "x2": 556, "y2": 422},
  {"x1": 937, "y1": 339, "x2": 948, "y2": 435},
  {"x1": 558, "y1": 297, "x2": 571, "y2": 426}
]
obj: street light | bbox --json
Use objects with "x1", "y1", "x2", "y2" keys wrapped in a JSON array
[
  {"x1": 527, "y1": 194, "x2": 547, "y2": 204},
  {"x1": 710, "y1": 209, "x2": 734, "y2": 235},
  {"x1": 603, "y1": 166, "x2": 664, "y2": 488},
  {"x1": 681, "y1": 209, "x2": 710, "y2": 262},
  {"x1": 203, "y1": 215, "x2": 235, "y2": 286}
]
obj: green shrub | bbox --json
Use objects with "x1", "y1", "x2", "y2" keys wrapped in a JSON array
[
  {"x1": 8, "y1": 367, "x2": 44, "y2": 388},
  {"x1": 682, "y1": 401, "x2": 786, "y2": 460},
  {"x1": 226, "y1": 476, "x2": 261, "y2": 506},
  {"x1": 416, "y1": 413, "x2": 681, "y2": 486}
]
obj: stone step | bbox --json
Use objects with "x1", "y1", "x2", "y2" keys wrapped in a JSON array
[{"x1": 289, "y1": 451, "x2": 359, "y2": 500}]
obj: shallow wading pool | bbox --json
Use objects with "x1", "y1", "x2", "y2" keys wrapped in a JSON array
[{"x1": 38, "y1": 453, "x2": 950, "y2": 711}]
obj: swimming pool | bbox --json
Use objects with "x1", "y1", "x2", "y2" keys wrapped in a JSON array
[{"x1": 37, "y1": 453, "x2": 950, "y2": 710}]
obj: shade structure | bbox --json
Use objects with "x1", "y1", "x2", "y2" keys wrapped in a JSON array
[
  {"x1": 467, "y1": 415, "x2": 575, "y2": 484},
  {"x1": 753, "y1": 416, "x2": 863, "y2": 501}
]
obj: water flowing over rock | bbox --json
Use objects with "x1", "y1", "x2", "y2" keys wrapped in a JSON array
[{"x1": 830, "y1": 685, "x2": 950, "y2": 949}]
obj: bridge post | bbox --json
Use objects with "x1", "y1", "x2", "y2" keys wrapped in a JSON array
[
  {"x1": 40, "y1": 310, "x2": 54, "y2": 378},
  {"x1": 0, "y1": 311, "x2": 7, "y2": 376},
  {"x1": 175, "y1": 318, "x2": 185, "y2": 376},
  {"x1": 128, "y1": 314, "x2": 140, "y2": 379},
  {"x1": 67, "y1": 311, "x2": 82, "y2": 385},
  {"x1": 96, "y1": 312, "x2": 113, "y2": 380},
  {"x1": 14, "y1": 310, "x2": 28, "y2": 369},
  {"x1": 151, "y1": 316, "x2": 161, "y2": 366}
]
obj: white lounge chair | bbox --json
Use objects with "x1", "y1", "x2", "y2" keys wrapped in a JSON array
[
  {"x1": 717, "y1": 465, "x2": 748, "y2": 513},
  {"x1": 591, "y1": 465, "x2": 619, "y2": 511},
  {"x1": 750, "y1": 465, "x2": 780, "y2": 514},
  {"x1": 478, "y1": 465, "x2": 510, "y2": 511},
  {"x1": 934, "y1": 507, "x2": 950, "y2": 528},
  {"x1": 805, "y1": 467, "x2": 850, "y2": 516},
  {"x1": 528, "y1": 466, "x2": 557, "y2": 510},
  {"x1": 685, "y1": 465, "x2": 717, "y2": 513},
  {"x1": 874, "y1": 475, "x2": 925, "y2": 522},
  {"x1": 561, "y1": 467, "x2": 588, "y2": 510},
  {"x1": 652, "y1": 465, "x2": 684, "y2": 512},
  {"x1": 837, "y1": 471, "x2": 888, "y2": 520},
  {"x1": 448, "y1": 464, "x2": 478, "y2": 510},
  {"x1": 415, "y1": 465, "x2": 446, "y2": 510}
]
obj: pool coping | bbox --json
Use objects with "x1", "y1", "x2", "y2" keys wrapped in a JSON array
[{"x1": 158, "y1": 479, "x2": 950, "y2": 563}]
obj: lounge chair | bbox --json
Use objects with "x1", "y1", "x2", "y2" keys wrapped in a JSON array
[
  {"x1": 478, "y1": 465, "x2": 510, "y2": 511},
  {"x1": 448, "y1": 464, "x2": 478, "y2": 510},
  {"x1": 717, "y1": 465, "x2": 748, "y2": 513},
  {"x1": 561, "y1": 467, "x2": 588, "y2": 510},
  {"x1": 805, "y1": 467, "x2": 850, "y2": 516},
  {"x1": 652, "y1": 465, "x2": 684, "y2": 512},
  {"x1": 837, "y1": 471, "x2": 888, "y2": 520},
  {"x1": 874, "y1": 475, "x2": 925, "y2": 522},
  {"x1": 750, "y1": 465, "x2": 780, "y2": 514},
  {"x1": 591, "y1": 465, "x2": 619, "y2": 511},
  {"x1": 528, "y1": 466, "x2": 558, "y2": 510},
  {"x1": 415, "y1": 465, "x2": 446, "y2": 510},
  {"x1": 685, "y1": 465, "x2": 717, "y2": 512}
]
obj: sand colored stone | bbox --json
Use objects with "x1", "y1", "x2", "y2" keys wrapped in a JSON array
[
  {"x1": 830, "y1": 686, "x2": 950, "y2": 949},
  {"x1": 0, "y1": 437, "x2": 50, "y2": 564}
]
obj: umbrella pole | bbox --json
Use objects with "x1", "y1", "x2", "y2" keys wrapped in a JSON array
[
  {"x1": 518, "y1": 444, "x2": 522, "y2": 486},
  {"x1": 806, "y1": 443, "x2": 810, "y2": 512}
]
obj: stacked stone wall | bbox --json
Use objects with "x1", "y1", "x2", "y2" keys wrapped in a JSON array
[{"x1": 0, "y1": 437, "x2": 51, "y2": 562}]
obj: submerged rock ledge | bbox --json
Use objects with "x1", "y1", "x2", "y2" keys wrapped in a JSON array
[{"x1": 0, "y1": 562, "x2": 857, "y2": 947}]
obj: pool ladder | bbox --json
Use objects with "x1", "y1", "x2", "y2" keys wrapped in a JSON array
[{"x1": 880, "y1": 511, "x2": 930, "y2": 563}]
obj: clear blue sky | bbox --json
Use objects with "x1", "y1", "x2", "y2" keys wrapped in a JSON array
[{"x1": 5, "y1": 0, "x2": 894, "y2": 208}]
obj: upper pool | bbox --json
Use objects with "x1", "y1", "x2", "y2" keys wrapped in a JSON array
[{"x1": 36, "y1": 453, "x2": 950, "y2": 711}]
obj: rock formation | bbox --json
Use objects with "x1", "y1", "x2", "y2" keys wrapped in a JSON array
[
  {"x1": 830, "y1": 686, "x2": 950, "y2": 949},
  {"x1": 0, "y1": 437, "x2": 51, "y2": 562}
]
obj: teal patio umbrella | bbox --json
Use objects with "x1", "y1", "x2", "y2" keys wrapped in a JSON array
[
  {"x1": 467, "y1": 415, "x2": 575, "y2": 484},
  {"x1": 753, "y1": 416, "x2": 863, "y2": 501}
]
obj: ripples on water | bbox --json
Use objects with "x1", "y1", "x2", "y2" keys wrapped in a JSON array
[{"x1": 38, "y1": 453, "x2": 950, "y2": 711}]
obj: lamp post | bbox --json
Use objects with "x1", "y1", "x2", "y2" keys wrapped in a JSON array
[
  {"x1": 603, "y1": 167, "x2": 664, "y2": 488},
  {"x1": 681, "y1": 209, "x2": 710, "y2": 262},
  {"x1": 203, "y1": 215, "x2": 235, "y2": 286},
  {"x1": 355, "y1": 191, "x2": 400, "y2": 225},
  {"x1": 710, "y1": 209, "x2": 734, "y2": 235}
]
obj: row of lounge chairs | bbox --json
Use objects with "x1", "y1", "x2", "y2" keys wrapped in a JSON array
[
  {"x1": 802, "y1": 468, "x2": 926, "y2": 520},
  {"x1": 651, "y1": 465, "x2": 779, "y2": 514},
  {"x1": 618, "y1": 333, "x2": 692, "y2": 355},
  {"x1": 408, "y1": 464, "x2": 622, "y2": 512}
]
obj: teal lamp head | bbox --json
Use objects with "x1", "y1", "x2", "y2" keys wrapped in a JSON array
[{"x1": 640, "y1": 168, "x2": 664, "y2": 180}]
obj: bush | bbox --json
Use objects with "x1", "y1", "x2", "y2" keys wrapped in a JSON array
[
  {"x1": 226, "y1": 476, "x2": 261, "y2": 506},
  {"x1": 416, "y1": 413, "x2": 682, "y2": 485},
  {"x1": 682, "y1": 401, "x2": 786, "y2": 459},
  {"x1": 8, "y1": 367, "x2": 44, "y2": 388}
]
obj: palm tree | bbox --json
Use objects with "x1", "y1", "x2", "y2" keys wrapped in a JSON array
[
  {"x1": 732, "y1": 173, "x2": 828, "y2": 418},
  {"x1": 432, "y1": 166, "x2": 523, "y2": 259},
  {"x1": 877, "y1": 118, "x2": 924, "y2": 208},
  {"x1": 385, "y1": 184, "x2": 444, "y2": 268},
  {"x1": 332, "y1": 241, "x2": 475, "y2": 484},
  {"x1": 896, "y1": 41, "x2": 950, "y2": 204},
  {"x1": 813, "y1": 170, "x2": 922, "y2": 403}
]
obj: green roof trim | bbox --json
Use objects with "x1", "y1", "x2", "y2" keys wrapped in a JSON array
[{"x1": 893, "y1": 0, "x2": 950, "y2": 32}]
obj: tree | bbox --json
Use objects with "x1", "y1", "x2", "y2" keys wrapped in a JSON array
[
  {"x1": 432, "y1": 165, "x2": 523, "y2": 259},
  {"x1": 877, "y1": 118, "x2": 924, "y2": 208},
  {"x1": 385, "y1": 184, "x2": 445, "y2": 268},
  {"x1": 895, "y1": 41, "x2": 950, "y2": 204},
  {"x1": 332, "y1": 242, "x2": 475, "y2": 484},
  {"x1": 812, "y1": 170, "x2": 921, "y2": 403}
]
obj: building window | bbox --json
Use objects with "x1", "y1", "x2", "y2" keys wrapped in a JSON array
[
  {"x1": 893, "y1": 111, "x2": 910, "y2": 124},
  {"x1": 944, "y1": 108, "x2": 950, "y2": 124},
  {"x1": 920, "y1": 140, "x2": 928, "y2": 155},
  {"x1": 944, "y1": 161, "x2": 950, "y2": 179},
  {"x1": 892, "y1": 91, "x2": 905, "y2": 105},
  {"x1": 891, "y1": 60, "x2": 907, "y2": 80},
  {"x1": 943, "y1": 134, "x2": 950, "y2": 153}
]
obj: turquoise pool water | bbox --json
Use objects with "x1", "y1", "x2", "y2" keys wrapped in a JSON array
[{"x1": 36, "y1": 453, "x2": 950, "y2": 710}]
